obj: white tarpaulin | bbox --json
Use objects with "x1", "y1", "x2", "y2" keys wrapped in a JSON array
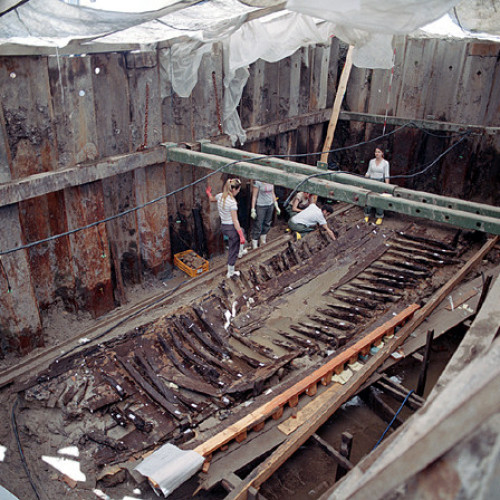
[
  {"x1": 1, "y1": 0, "x2": 498, "y2": 145},
  {"x1": 134, "y1": 443, "x2": 205, "y2": 497},
  {"x1": 287, "y1": 0, "x2": 462, "y2": 68}
]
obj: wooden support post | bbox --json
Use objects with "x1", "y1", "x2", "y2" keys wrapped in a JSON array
[
  {"x1": 416, "y1": 329, "x2": 434, "y2": 397},
  {"x1": 476, "y1": 274, "x2": 493, "y2": 313},
  {"x1": 311, "y1": 433, "x2": 354, "y2": 473},
  {"x1": 320, "y1": 45, "x2": 354, "y2": 164},
  {"x1": 335, "y1": 432, "x2": 354, "y2": 481}
]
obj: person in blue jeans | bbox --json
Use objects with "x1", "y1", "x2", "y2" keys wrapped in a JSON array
[
  {"x1": 364, "y1": 147, "x2": 390, "y2": 225},
  {"x1": 250, "y1": 180, "x2": 280, "y2": 249}
]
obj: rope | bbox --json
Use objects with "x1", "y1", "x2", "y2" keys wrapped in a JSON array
[{"x1": 372, "y1": 388, "x2": 414, "y2": 450}]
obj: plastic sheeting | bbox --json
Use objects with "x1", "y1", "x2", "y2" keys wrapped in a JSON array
[
  {"x1": 222, "y1": 12, "x2": 335, "y2": 144},
  {"x1": 134, "y1": 443, "x2": 204, "y2": 497},
  {"x1": 287, "y1": 0, "x2": 462, "y2": 68},
  {"x1": 1, "y1": 0, "x2": 498, "y2": 146}
]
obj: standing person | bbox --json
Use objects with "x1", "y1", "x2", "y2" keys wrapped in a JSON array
[
  {"x1": 364, "y1": 147, "x2": 390, "y2": 225},
  {"x1": 206, "y1": 178, "x2": 247, "y2": 278},
  {"x1": 250, "y1": 181, "x2": 280, "y2": 249},
  {"x1": 288, "y1": 195, "x2": 336, "y2": 241}
]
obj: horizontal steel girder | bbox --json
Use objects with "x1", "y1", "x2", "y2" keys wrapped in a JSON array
[
  {"x1": 200, "y1": 142, "x2": 500, "y2": 220},
  {"x1": 164, "y1": 143, "x2": 500, "y2": 235}
]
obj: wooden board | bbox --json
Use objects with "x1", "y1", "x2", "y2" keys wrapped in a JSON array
[
  {"x1": 135, "y1": 164, "x2": 171, "y2": 272},
  {"x1": 0, "y1": 204, "x2": 42, "y2": 354},
  {"x1": 64, "y1": 182, "x2": 114, "y2": 318}
]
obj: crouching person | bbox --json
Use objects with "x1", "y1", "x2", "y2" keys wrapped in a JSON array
[{"x1": 288, "y1": 194, "x2": 336, "y2": 241}]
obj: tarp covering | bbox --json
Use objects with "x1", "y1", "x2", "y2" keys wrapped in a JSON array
[
  {"x1": 134, "y1": 443, "x2": 205, "y2": 497},
  {"x1": 1, "y1": 0, "x2": 498, "y2": 144}
]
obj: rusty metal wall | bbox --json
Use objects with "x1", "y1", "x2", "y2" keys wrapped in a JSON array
[{"x1": 0, "y1": 36, "x2": 499, "y2": 356}]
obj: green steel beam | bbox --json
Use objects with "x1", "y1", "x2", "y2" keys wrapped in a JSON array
[
  {"x1": 164, "y1": 143, "x2": 500, "y2": 235},
  {"x1": 200, "y1": 141, "x2": 500, "y2": 220},
  {"x1": 164, "y1": 143, "x2": 368, "y2": 205}
]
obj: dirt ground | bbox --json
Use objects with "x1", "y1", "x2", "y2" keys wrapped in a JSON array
[{"x1": 1, "y1": 206, "x2": 498, "y2": 500}]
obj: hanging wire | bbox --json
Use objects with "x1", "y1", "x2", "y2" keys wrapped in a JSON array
[{"x1": 372, "y1": 389, "x2": 414, "y2": 450}]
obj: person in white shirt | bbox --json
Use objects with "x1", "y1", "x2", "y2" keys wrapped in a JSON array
[
  {"x1": 288, "y1": 195, "x2": 336, "y2": 241},
  {"x1": 206, "y1": 178, "x2": 247, "y2": 278},
  {"x1": 364, "y1": 147, "x2": 390, "y2": 225},
  {"x1": 250, "y1": 181, "x2": 280, "y2": 249}
]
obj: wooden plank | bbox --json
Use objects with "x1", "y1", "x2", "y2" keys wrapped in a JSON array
[
  {"x1": 454, "y1": 41, "x2": 499, "y2": 126},
  {"x1": 47, "y1": 54, "x2": 99, "y2": 168},
  {"x1": 0, "y1": 56, "x2": 57, "y2": 179},
  {"x1": 102, "y1": 172, "x2": 141, "y2": 285},
  {"x1": 135, "y1": 164, "x2": 171, "y2": 272},
  {"x1": 0, "y1": 147, "x2": 166, "y2": 208},
  {"x1": 396, "y1": 38, "x2": 435, "y2": 121},
  {"x1": 64, "y1": 182, "x2": 114, "y2": 318},
  {"x1": 193, "y1": 304, "x2": 419, "y2": 458},
  {"x1": 0, "y1": 103, "x2": 11, "y2": 183},
  {"x1": 320, "y1": 45, "x2": 353, "y2": 163},
  {"x1": 126, "y1": 50, "x2": 162, "y2": 151},
  {"x1": 421, "y1": 39, "x2": 467, "y2": 124},
  {"x1": 287, "y1": 49, "x2": 301, "y2": 118},
  {"x1": 325, "y1": 38, "x2": 340, "y2": 109},
  {"x1": 0, "y1": 204, "x2": 42, "y2": 355},
  {"x1": 220, "y1": 236, "x2": 498, "y2": 500},
  {"x1": 160, "y1": 46, "x2": 192, "y2": 143},
  {"x1": 92, "y1": 52, "x2": 131, "y2": 157},
  {"x1": 311, "y1": 433, "x2": 353, "y2": 472},
  {"x1": 191, "y1": 43, "x2": 223, "y2": 141},
  {"x1": 19, "y1": 192, "x2": 75, "y2": 310}
]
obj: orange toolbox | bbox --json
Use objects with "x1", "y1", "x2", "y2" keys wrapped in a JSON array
[{"x1": 173, "y1": 249, "x2": 209, "y2": 277}]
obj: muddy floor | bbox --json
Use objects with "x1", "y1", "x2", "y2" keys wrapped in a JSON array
[{"x1": 0, "y1": 205, "x2": 498, "y2": 500}]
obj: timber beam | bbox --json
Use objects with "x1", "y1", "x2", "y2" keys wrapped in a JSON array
[
  {"x1": 166, "y1": 143, "x2": 500, "y2": 235},
  {"x1": 0, "y1": 147, "x2": 165, "y2": 208}
]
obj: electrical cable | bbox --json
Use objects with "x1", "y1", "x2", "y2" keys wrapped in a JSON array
[
  {"x1": 11, "y1": 395, "x2": 42, "y2": 500},
  {"x1": 372, "y1": 388, "x2": 414, "y2": 450},
  {"x1": 283, "y1": 131, "x2": 470, "y2": 207},
  {"x1": 0, "y1": 123, "x2": 471, "y2": 258},
  {"x1": 389, "y1": 132, "x2": 469, "y2": 179}
]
